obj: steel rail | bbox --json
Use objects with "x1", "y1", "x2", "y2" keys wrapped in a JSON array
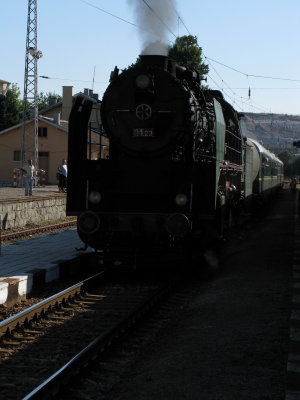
[
  {"x1": 0, "y1": 270, "x2": 106, "y2": 337},
  {"x1": 22, "y1": 275, "x2": 178, "y2": 400},
  {"x1": 0, "y1": 219, "x2": 77, "y2": 241}
]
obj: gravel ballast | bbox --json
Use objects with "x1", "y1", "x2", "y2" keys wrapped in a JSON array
[{"x1": 106, "y1": 190, "x2": 293, "y2": 400}]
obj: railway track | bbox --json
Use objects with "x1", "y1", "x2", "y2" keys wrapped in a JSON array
[
  {"x1": 0, "y1": 219, "x2": 77, "y2": 242},
  {"x1": 0, "y1": 269, "x2": 178, "y2": 399}
]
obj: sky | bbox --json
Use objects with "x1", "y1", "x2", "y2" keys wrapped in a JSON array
[{"x1": 0, "y1": 0, "x2": 299, "y2": 116}]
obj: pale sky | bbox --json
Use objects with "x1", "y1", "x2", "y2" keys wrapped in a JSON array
[{"x1": 1, "y1": 0, "x2": 299, "y2": 115}]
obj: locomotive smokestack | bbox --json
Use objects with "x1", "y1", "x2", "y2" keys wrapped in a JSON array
[{"x1": 139, "y1": 54, "x2": 168, "y2": 70}]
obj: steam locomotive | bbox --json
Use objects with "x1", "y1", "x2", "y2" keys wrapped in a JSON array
[{"x1": 66, "y1": 54, "x2": 283, "y2": 267}]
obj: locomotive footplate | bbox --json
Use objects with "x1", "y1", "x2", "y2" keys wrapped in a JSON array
[
  {"x1": 99, "y1": 243, "x2": 184, "y2": 270},
  {"x1": 78, "y1": 212, "x2": 191, "y2": 236}
]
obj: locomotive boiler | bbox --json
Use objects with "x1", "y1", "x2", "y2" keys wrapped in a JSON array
[{"x1": 66, "y1": 54, "x2": 283, "y2": 267}]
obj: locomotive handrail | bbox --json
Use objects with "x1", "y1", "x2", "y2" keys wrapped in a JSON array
[
  {"x1": 225, "y1": 129, "x2": 242, "y2": 141},
  {"x1": 224, "y1": 145, "x2": 242, "y2": 154}
]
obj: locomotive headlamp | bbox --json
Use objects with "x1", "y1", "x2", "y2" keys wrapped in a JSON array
[
  {"x1": 135, "y1": 74, "x2": 151, "y2": 89},
  {"x1": 175, "y1": 193, "x2": 188, "y2": 207},
  {"x1": 78, "y1": 211, "x2": 100, "y2": 235},
  {"x1": 165, "y1": 213, "x2": 190, "y2": 237},
  {"x1": 89, "y1": 191, "x2": 101, "y2": 204}
]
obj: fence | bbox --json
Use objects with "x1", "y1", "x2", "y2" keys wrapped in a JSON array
[{"x1": 13, "y1": 168, "x2": 46, "y2": 187}]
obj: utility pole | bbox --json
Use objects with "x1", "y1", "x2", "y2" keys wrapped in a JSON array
[{"x1": 21, "y1": 0, "x2": 42, "y2": 169}]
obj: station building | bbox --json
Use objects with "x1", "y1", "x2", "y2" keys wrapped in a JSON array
[{"x1": 0, "y1": 86, "x2": 106, "y2": 185}]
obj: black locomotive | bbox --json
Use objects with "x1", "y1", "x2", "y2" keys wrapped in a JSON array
[{"x1": 67, "y1": 54, "x2": 283, "y2": 267}]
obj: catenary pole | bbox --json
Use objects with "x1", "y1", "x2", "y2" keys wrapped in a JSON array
[{"x1": 21, "y1": 0, "x2": 42, "y2": 171}]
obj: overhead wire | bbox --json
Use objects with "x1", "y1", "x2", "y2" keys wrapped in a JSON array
[
  {"x1": 206, "y1": 57, "x2": 300, "y2": 83},
  {"x1": 230, "y1": 88, "x2": 300, "y2": 90},
  {"x1": 156, "y1": 3, "x2": 253, "y2": 111},
  {"x1": 165, "y1": 3, "x2": 299, "y2": 112},
  {"x1": 204, "y1": 56, "x2": 298, "y2": 112},
  {"x1": 207, "y1": 74, "x2": 242, "y2": 111},
  {"x1": 79, "y1": 0, "x2": 141, "y2": 30},
  {"x1": 174, "y1": 19, "x2": 283, "y2": 111},
  {"x1": 206, "y1": 60, "x2": 256, "y2": 112},
  {"x1": 168, "y1": 10, "x2": 259, "y2": 111},
  {"x1": 39, "y1": 75, "x2": 108, "y2": 84},
  {"x1": 141, "y1": 0, "x2": 177, "y2": 38},
  {"x1": 41, "y1": 0, "x2": 178, "y2": 88},
  {"x1": 165, "y1": 0, "x2": 192, "y2": 36},
  {"x1": 78, "y1": 0, "x2": 299, "y2": 85},
  {"x1": 207, "y1": 74, "x2": 268, "y2": 113},
  {"x1": 77, "y1": 0, "x2": 298, "y2": 113},
  {"x1": 178, "y1": 16, "x2": 192, "y2": 36},
  {"x1": 206, "y1": 59, "x2": 271, "y2": 112},
  {"x1": 79, "y1": 0, "x2": 174, "y2": 38}
]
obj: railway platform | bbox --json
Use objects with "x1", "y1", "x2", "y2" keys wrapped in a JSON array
[
  {"x1": 0, "y1": 185, "x2": 93, "y2": 307},
  {"x1": 0, "y1": 228, "x2": 92, "y2": 307},
  {"x1": 0, "y1": 185, "x2": 67, "y2": 231},
  {"x1": 0, "y1": 185, "x2": 63, "y2": 201}
]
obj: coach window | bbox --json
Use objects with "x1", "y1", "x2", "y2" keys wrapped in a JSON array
[{"x1": 38, "y1": 127, "x2": 48, "y2": 137}]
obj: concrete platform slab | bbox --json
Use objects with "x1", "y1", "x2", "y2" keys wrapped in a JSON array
[
  {"x1": 0, "y1": 229, "x2": 92, "y2": 306},
  {"x1": 0, "y1": 185, "x2": 64, "y2": 201}
]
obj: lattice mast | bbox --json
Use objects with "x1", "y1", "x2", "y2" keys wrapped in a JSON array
[{"x1": 21, "y1": 0, "x2": 42, "y2": 169}]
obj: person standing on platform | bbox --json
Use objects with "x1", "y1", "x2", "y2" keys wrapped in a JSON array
[
  {"x1": 20, "y1": 159, "x2": 35, "y2": 196},
  {"x1": 58, "y1": 159, "x2": 68, "y2": 193}
]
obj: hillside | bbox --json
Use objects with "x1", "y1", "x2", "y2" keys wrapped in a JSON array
[{"x1": 239, "y1": 113, "x2": 300, "y2": 152}]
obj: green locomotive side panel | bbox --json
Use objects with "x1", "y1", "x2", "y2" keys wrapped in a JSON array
[
  {"x1": 213, "y1": 98, "x2": 226, "y2": 205},
  {"x1": 244, "y1": 140, "x2": 254, "y2": 198}
]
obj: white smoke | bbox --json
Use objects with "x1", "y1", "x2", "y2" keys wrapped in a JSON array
[{"x1": 127, "y1": 0, "x2": 177, "y2": 55}]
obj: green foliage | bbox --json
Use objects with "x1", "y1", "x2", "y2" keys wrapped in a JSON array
[
  {"x1": 124, "y1": 35, "x2": 209, "y2": 84},
  {"x1": 0, "y1": 83, "x2": 22, "y2": 131},
  {"x1": 290, "y1": 155, "x2": 300, "y2": 177},
  {"x1": 278, "y1": 150, "x2": 300, "y2": 177},
  {"x1": 123, "y1": 57, "x2": 141, "y2": 72},
  {"x1": 277, "y1": 149, "x2": 292, "y2": 165},
  {"x1": 38, "y1": 92, "x2": 62, "y2": 111},
  {"x1": 168, "y1": 35, "x2": 209, "y2": 81},
  {"x1": 277, "y1": 150, "x2": 293, "y2": 176},
  {"x1": 0, "y1": 86, "x2": 62, "y2": 131},
  {"x1": 277, "y1": 150, "x2": 292, "y2": 176}
]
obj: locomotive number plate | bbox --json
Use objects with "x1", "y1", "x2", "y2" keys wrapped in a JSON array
[{"x1": 132, "y1": 128, "x2": 154, "y2": 137}]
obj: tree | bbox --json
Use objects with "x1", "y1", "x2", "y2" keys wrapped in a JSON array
[
  {"x1": 0, "y1": 83, "x2": 22, "y2": 131},
  {"x1": 292, "y1": 155, "x2": 300, "y2": 176},
  {"x1": 0, "y1": 86, "x2": 63, "y2": 131},
  {"x1": 38, "y1": 92, "x2": 62, "y2": 111},
  {"x1": 277, "y1": 150, "x2": 292, "y2": 176},
  {"x1": 168, "y1": 35, "x2": 209, "y2": 82},
  {"x1": 277, "y1": 149, "x2": 292, "y2": 165},
  {"x1": 124, "y1": 35, "x2": 209, "y2": 83}
]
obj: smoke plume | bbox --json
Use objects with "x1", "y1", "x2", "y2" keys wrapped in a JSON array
[{"x1": 127, "y1": 0, "x2": 177, "y2": 55}]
